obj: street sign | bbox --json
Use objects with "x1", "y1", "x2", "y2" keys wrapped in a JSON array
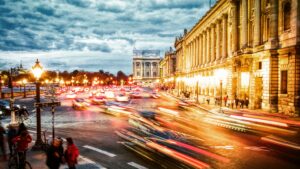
[{"x1": 35, "y1": 101, "x2": 61, "y2": 108}]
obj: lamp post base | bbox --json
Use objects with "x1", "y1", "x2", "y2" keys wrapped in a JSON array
[{"x1": 31, "y1": 139, "x2": 44, "y2": 151}]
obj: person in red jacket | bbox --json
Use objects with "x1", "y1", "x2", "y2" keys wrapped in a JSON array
[
  {"x1": 64, "y1": 137, "x2": 79, "y2": 169},
  {"x1": 12, "y1": 130, "x2": 32, "y2": 168}
]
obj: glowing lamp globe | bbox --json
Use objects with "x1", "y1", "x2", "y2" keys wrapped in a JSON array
[{"x1": 32, "y1": 59, "x2": 44, "y2": 80}]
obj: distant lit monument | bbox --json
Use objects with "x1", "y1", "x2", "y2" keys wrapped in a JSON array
[{"x1": 132, "y1": 49, "x2": 161, "y2": 86}]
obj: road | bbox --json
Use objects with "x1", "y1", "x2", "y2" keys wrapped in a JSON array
[{"x1": 3, "y1": 91, "x2": 300, "y2": 169}]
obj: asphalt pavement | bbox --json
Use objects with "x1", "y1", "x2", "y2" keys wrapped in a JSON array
[{"x1": 0, "y1": 92, "x2": 299, "y2": 169}]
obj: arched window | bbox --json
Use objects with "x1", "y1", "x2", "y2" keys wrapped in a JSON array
[
  {"x1": 136, "y1": 62, "x2": 140, "y2": 67},
  {"x1": 146, "y1": 62, "x2": 150, "y2": 67},
  {"x1": 152, "y1": 62, "x2": 157, "y2": 67},
  {"x1": 283, "y1": 2, "x2": 291, "y2": 31}
]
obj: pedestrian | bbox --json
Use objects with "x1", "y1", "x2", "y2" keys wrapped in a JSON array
[
  {"x1": 12, "y1": 128, "x2": 32, "y2": 168},
  {"x1": 0, "y1": 123, "x2": 7, "y2": 160},
  {"x1": 46, "y1": 138, "x2": 64, "y2": 169},
  {"x1": 7, "y1": 125, "x2": 17, "y2": 156},
  {"x1": 65, "y1": 137, "x2": 79, "y2": 169},
  {"x1": 235, "y1": 96, "x2": 239, "y2": 109},
  {"x1": 224, "y1": 95, "x2": 228, "y2": 107},
  {"x1": 17, "y1": 123, "x2": 27, "y2": 136},
  {"x1": 245, "y1": 97, "x2": 249, "y2": 108},
  {"x1": 240, "y1": 99, "x2": 244, "y2": 108}
]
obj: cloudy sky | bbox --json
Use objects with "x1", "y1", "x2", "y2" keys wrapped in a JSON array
[{"x1": 0, "y1": 0, "x2": 213, "y2": 75}]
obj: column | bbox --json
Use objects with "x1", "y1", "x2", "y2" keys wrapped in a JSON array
[
  {"x1": 196, "y1": 37, "x2": 199, "y2": 67},
  {"x1": 230, "y1": 0, "x2": 238, "y2": 52},
  {"x1": 207, "y1": 28, "x2": 210, "y2": 63},
  {"x1": 211, "y1": 25, "x2": 216, "y2": 62},
  {"x1": 253, "y1": 0, "x2": 261, "y2": 46},
  {"x1": 241, "y1": 0, "x2": 248, "y2": 48},
  {"x1": 269, "y1": 0, "x2": 279, "y2": 48},
  {"x1": 216, "y1": 20, "x2": 220, "y2": 60},
  {"x1": 150, "y1": 62, "x2": 152, "y2": 78},
  {"x1": 222, "y1": 15, "x2": 228, "y2": 59},
  {"x1": 198, "y1": 34, "x2": 202, "y2": 67},
  {"x1": 193, "y1": 38, "x2": 197, "y2": 68},
  {"x1": 203, "y1": 31, "x2": 206, "y2": 64}
]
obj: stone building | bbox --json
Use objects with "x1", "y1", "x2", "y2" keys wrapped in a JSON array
[
  {"x1": 175, "y1": 0, "x2": 300, "y2": 115},
  {"x1": 132, "y1": 49, "x2": 161, "y2": 86},
  {"x1": 159, "y1": 48, "x2": 176, "y2": 89}
]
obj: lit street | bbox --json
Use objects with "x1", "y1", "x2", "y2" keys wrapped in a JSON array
[
  {"x1": 1, "y1": 87, "x2": 297, "y2": 169},
  {"x1": 1, "y1": 0, "x2": 300, "y2": 169}
]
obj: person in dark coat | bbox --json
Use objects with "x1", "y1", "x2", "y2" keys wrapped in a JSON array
[
  {"x1": 46, "y1": 138, "x2": 64, "y2": 169},
  {"x1": 234, "y1": 95, "x2": 239, "y2": 109}
]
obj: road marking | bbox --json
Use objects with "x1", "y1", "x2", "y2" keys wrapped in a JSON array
[
  {"x1": 127, "y1": 162, "x2": 148, "y2": 169},
  {"x1": 79, "y1": 155, "x2": 107, "y2": 169},
  {"x1": 83, "y1": 145, "x2": 116, "y2": 157},
  {"x1": 28, "y1": 130, "x2": 37, "y2": 133}
]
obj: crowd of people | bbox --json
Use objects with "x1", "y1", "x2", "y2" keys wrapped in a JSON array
[
  {"x1": 0, "y1": 122, "x2": 32, "y2": 168},
  {"x1": 0, "y1": 122, "x2": 79, "y2": 169},
  {"x1": 46, "y1": 137, "x2": 79, "y2": 169},
  {"x1": 214, "y1": 95, "x2": 249, "y2": 109}
]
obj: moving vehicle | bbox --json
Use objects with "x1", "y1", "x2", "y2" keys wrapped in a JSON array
[
  {"x1": 72, "y1": 98, "x2": 90, "y2": 110},
  {"x1": 90, "y1": 96, "x2": 106, "y2": 105},
  {"x1": 115, "y1": 94, "x2": 129, "y2": 102}
]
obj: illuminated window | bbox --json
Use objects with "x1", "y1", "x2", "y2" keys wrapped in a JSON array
[
  {"x1": 281, "y1": 70, "x2": 288, "y2": 94},
  {"x1": 283, "y1": 2, "x2": 291, "y2": 31}
]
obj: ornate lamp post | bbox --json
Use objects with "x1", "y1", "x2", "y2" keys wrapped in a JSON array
[{"x1": 31, "y1": 59, "x2": 44, "y2": 149}]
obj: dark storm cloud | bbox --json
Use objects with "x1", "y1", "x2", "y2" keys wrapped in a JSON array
[
  {"x1": 64, "y1": 0, "x2": 90, "y2": 8},
  {"x1": 35, "y1": 5, "x2": 55, "y2": 16},
  {"x1": 0, "y1": 0, "x2": 211, "y2": 72}
]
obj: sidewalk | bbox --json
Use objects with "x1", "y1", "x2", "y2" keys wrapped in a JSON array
[{"x1": 161, "y1": 91, "x2": 300, "y2": 121}]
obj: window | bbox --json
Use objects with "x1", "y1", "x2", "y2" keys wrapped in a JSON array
[
  {"x1": 136, "y1": 62, "x2": 140, "y2": 67},
  {"x1": 152, "y1": 62, "x2": 157, "y2": 67},
  {"x1": 153, "y1": 72, "x2": 157, "y2": 77},
  {"x1": 281, "y1": 70, "x2": 288, "y2": 94},
  {"x1": 283, "y1": 2, "x2": 291, "y2": 31},
  {"x1": 146, "y1": 62, "x2": 150, "y2": 67},
  {"x1": 146, "y1": 72, "x2": 150, "y2": 77},
  {"x1": 258, "y1": 62, "x2": 262, "y2": 70},
  {"x1": 137, "y1": 71, "x2": 140, "y2": 76}
]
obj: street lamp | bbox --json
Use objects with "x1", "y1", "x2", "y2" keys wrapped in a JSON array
[
  {"x1": 22, "y1": 79, "x2": 27, "y2": 98},
  {"x1": 215, "y1": 69, "x2": 228, "y2": 112},
  {"x1": 31, "y1": 59, "x2": 44, "y2": 149}
]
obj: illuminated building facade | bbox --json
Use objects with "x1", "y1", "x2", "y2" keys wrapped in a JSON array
[
  {"x1": 175, "y1": 0, "x2": 300, "y2": 115},
  {"x1": 160, "y1": 48, "x2": 176, "y2": 89},
  {"x1": 132, "y1": 49, "x2": 161, "y2": 85}
]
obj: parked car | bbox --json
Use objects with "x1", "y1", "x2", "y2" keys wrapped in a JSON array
[{"x1": 0, "y1": 100, "x2": 20, "y2": 115}]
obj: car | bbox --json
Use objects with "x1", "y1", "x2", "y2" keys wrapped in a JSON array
[
  {"x1": 66, "y1": 92, "x2": 76, "y2": 99},
  {"x1": 130, "y1": 92, "x2": 142, "y2": 99},
  {"x1": 72, "y1": 98, "x2": 90, "y2": 110},
  {"x1": 105, "y1": 91, "x2": 115, "y2": 99},
  {"x1": 0, "y1": 100, "x2": 20, "y2": 115},
  {"x1": 91, "y1": 96, "x2": 106, "y2": 105},
  {"x1": 115, "y1": 94, "x2": 129, "y2": 102}
]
